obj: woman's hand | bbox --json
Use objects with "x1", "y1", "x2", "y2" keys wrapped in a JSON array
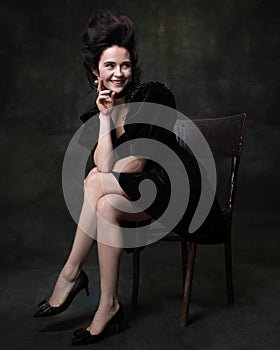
[{"x1": 96, "y1": 78, "x2": 116, "y2": 116}]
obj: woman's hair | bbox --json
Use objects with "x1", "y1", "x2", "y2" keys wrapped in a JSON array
[{"x1": 81, "y1": 10, "x2": 141, "y2": 91}]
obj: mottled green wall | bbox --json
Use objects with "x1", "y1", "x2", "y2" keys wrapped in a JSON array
[{"x1": 1, "y1": 0, "x2": 279, "y2": 263}]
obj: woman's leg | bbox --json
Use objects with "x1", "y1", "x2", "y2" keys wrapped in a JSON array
[
  {"x1": 48, "y1": 227, "x2": 95, "y2": 307},
  {"x1": 87, "y1": 242, "x2": 122, "y2": 335},
  {"x1": 48, "y1": 170, "x2": 125, "y2": 307},
  {"x1": 86, "y1": 193, "x2": 151, "y2": 335}
]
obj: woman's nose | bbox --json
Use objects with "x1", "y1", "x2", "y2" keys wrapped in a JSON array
[{"x1": 114, "y1": 66, "x2": 124, "y2": 76}]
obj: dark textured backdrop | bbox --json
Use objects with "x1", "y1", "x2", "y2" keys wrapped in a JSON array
[{"x1": 1, "y1": 0, "x2": 279, "y2": 265}]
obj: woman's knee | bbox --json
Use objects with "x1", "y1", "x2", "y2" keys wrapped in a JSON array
[
  {"x1": 84, "y1": 171, "x2": 101, "y2": 192},
  {"x1": 96, "y1": 196, "x2": 121, "y2": 221}
]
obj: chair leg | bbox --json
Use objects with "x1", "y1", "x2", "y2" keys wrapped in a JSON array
[
  {"x1": 131, "y1": 248, "x2": 141, "y2": 308},
  {"x1": 224, "y1": 239, "x2": 234, "y2": 304},
  {"x1": 180, "y1": 242, "x2": 197, "y2": 327},
  {"x1": 181, "y1": 240, "x2": 188, "y2": 293}
]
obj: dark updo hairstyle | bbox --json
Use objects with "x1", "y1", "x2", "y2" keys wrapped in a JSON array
[{"x1": 82, "y1": 10, "x2": 141, "y2": 93}]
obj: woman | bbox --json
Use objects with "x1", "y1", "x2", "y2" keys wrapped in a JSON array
[{"x1": 33, "y1": 10, "x2": 226, "y2": 345}]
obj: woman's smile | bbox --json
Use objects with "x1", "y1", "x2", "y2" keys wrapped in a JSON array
[{"x1": 110, "y1": 79, "x2": 125, "y2": 87}]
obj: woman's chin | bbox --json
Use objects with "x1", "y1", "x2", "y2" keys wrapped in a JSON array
[
  {"x1": 111, "y1": 86, "x2": 125, "y2": 94},
  {"x1": 109, "y1": 81, "x2": 130, "y2": 94},
  {"x1": 106, "y1": 82, "x2": 130, "y2": 98},
  {"x1": 111, "y1": 89, "x2": 121, "y2": 94}
]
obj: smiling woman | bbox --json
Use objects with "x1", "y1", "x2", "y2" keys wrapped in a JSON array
[
  {"x1": 81, "y1": 10, "x2": 140, "y2": 93},
  {"x1": 33, "y1": 9, "x2": 226, "y2": 346},
  {"x1": 33, "y1": 11, "x2": 151, "y2": 344}
]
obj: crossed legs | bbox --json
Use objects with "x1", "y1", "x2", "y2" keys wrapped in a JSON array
[{"x1": 48, "y1": 170, "x2": 151, "y2": 335}]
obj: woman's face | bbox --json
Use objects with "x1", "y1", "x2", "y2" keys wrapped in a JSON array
[{"x1": 94, "y1": 45, "x2": 132, "y2": 93}]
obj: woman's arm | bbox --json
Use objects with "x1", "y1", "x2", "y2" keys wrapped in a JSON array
[
  {"x1": 112, "y1": 156, "x2": 148, "y2": 173},
  {"x1": 93, "y1": 114, "x2": 114, "y2": 172},
  {"x1": 93, "y1": 78, "x2": 116, "y2": 172}
]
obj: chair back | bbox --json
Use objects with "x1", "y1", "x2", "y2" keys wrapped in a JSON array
[{"x1": 174, "y1": 114, "x2": 246, "y2": 214}]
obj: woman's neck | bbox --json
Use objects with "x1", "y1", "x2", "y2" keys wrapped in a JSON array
[
  {"x1": 111, "y1": 103, "x2": 128, "y2": 127},
  {"x1": 114, "y1": 96, "x2": 126, "y2": 106}
]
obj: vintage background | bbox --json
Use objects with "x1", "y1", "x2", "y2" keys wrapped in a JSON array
[{"x1": 0, "y1": 0, "x2": 279, "y2": 349}]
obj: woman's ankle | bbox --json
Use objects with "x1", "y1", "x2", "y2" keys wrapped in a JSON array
[
  {"x1": 61, "y1": 263, "x2": 81, "y2": 282},
  {"x1": 99, "y1": 297, "x2": 119, "y2": 310}
]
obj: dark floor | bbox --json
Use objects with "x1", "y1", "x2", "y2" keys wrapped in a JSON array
[{"x1": 1, "y1": 211, "x2": 280, "y2": 350}]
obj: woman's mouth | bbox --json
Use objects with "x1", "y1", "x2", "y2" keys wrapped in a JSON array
[{"x1": 110, "y1": 80, "x2": 125, "y2": 86}]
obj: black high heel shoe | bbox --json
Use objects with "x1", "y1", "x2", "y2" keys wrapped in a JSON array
[
  {"x1": 69, "y1": 303, "x2": 126, "y2": 345},
  {"x1": 33, "y1": 270, "x2": 89, "y2": 318}
]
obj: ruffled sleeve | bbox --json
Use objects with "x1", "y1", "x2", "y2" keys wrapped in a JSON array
[
  {"x1": 129, "y1": 81, "x2": 176, "y2": 109},
  {"x1": 124, "y1": 81, "x2": 177, "y2": 157}
]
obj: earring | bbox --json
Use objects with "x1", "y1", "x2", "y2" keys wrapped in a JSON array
[{"x1": 94, "y1": 79, "x2": 98, "y2": 86}]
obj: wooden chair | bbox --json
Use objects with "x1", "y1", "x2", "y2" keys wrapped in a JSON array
[{"x1": 131, "y1": 113, "x2": 247, "y2": 326}]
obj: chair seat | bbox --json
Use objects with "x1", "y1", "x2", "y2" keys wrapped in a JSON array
[{"x1": 161, "y1": 231, "x2": 186, "y2": 241}]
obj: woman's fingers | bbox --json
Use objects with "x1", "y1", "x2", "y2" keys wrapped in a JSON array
[
  {"x1": 97, "y1": 78, "x2": 103, "y2": 92},
  {"x1": 97, "y1": 92, "x2": 114, "y2": 115},
  {"x1": 98, "y1": 89, "x2": 114, "y2": 102},
  {"x1": 96, "y1": 78, "x2": 116, "y2": 114},
  {"x1": 98, "y1": 89, "x2": 111, "y2": 98}
]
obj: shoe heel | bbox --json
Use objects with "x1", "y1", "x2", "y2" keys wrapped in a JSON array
[{"x1": 85, "y1": 286, "x2": 89, "y2": 296}]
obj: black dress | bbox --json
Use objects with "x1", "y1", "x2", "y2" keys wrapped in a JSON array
[{"x1": 79, "y1": 81, "x2": 227, "y2": 245}]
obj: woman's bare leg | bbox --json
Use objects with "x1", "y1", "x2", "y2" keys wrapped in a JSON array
[
  {"x1": 86, "y1": 193, "x2": 151, "y2": 335},
  {"x1": 48, "y1": 169, "x2": 121, "y2": 307},
  {"x1": 48, "y1": 227, "x2": 95, "y2": 307},
  {"x1": 87, "y1": 242, "x2": 122, "y2": 335}
]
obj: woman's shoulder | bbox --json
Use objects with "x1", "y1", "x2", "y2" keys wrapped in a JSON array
[
  {"x1": 133, "y1": 80, "x2": 171, "y2": 91},
  {"x1": 131, "y1": 80, "x2": 174, "y2": 98},
  {"x1": 130, "y1": 81, "x2": 176, "y2": 109}
]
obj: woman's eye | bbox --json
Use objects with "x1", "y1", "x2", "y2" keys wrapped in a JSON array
[
  {"x1": 122, "y1": 63, "x2": 131, "y2": 68},
  {"x1": 105, "y1": 63, "x2": 114, "y2": 68}
]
